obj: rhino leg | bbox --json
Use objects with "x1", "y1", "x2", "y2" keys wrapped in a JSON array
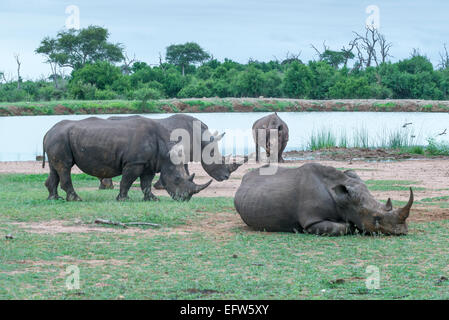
[
  {"x1": 45, "y1": 165, "x2": 63, "y2": 200},
  {"x1": 57, "y1": 166, "x2": 82, "y2": 201},
  {"x1": 305, "y1": 221, "x2": 355, "y2": 236},
  {"x1": 140, "y1": 173, "x2": 159, "y2": 201},
  {"x1": 278, "y1": 151, "x2": 285, "y2": 163},
  {"x1": 99, "y1": 178, "x2": 114, "y2": 190},
  {"x1": 117, "y1": 165, "x2": 143, "y2": 201},
  {"x1": 153, "y1": 178, "x2": 164, "y2": 190}
]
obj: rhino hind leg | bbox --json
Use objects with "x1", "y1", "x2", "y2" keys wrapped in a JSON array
[
  {"x1": 305, "y1": 221, "x2": 355, "y2": 236},
  {"x1": 99, "y1": 178, "x2": 114, "y2": 190},
  {"x1": 56, "y1": 165, "x2": 82, "y2": 201},
  {"x1": 140, "y1": 173, "x2": 159, "y2": 201},
  {"x1": 45, "y1": 165, "x2": 63, "y2": 200}
]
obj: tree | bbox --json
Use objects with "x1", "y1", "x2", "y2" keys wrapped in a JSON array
[
  {"x1": 35, "y1": 37, "x2": 61, "y2": 88},
  {"x1": 13, "y1": 54, "x2": 22, "y2": 89},
  {"x1": 282, "y1": 61, "x2": 313, "y2": 98},
  {"x1": 70, "y1": 61, "x2": 122, "y2": 90},
  {"x1": 36, "y1": 25, "x2": 124, "y2": 71},
  {"x1": 438, "y1": 44, "x2": 449, "y2": 70},
  {"x1": 165, "y1": 42, "x2": 210, "y2": 76}
]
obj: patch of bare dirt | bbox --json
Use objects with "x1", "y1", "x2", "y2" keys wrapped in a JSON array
[
  {"x1": 11, "y1": 220, "x2": 127, "y2": 234},
  {"x1": 407, "y1": 208, "x2": 449, "y2": 223}
]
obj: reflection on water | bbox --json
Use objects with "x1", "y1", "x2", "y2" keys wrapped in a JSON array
[{"x1": 1, "y1": 112, "x2": 449, "y2": 161}]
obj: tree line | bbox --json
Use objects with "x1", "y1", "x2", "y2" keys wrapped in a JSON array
[{"x1": 1, "y1": 25, "x2": 449, "y2": 102}]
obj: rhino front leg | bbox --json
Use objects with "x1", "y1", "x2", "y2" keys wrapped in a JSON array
[
  {"x1": 140, "y1": 173, "x2": 159, "y2": 201},
  {"x1": 305, "y1": 221, "x2": 355, "y2": 236}
]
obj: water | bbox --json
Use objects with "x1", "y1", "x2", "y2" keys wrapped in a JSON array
[{"x1": 1, "y1": 112, "x2": 449, "y2": 161}]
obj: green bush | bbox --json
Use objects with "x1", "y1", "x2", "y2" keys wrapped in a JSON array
[
  {"x1": 132, "y1": 87, "x2": 163, "y2": 101},
  {"x1": 426, "y1": 138, "x2": 449, "y2": 155},
  {"x1": 95, "y1": 89, "x2": 119, "y2": 100}
]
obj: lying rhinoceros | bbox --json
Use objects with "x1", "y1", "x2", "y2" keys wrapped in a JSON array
[
  {"x1": 43, "y1": 116, "x2": 211, "y2": 202},
  {"x1": 99, "y1": 114, "x2": 245, "y2": 190},
  {"x1": 234, "y1": 163, "x2": 413, "y2": 236}
]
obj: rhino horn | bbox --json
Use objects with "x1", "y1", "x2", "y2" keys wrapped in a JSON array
[
  {"x1": 188, "y1": 173, "x2": 195, "y2": 182},
  {"x1": 211, "y1": 132, "x2": 225, "y2": 142},
  {"x1": 396, "y1": 188, "x2": 414, "y2": 221},
  {"x1": 385, "y1": 198, "x2": 392, "y2": 211},
  {"x1": 193, "y1": 179, "x2": 212, "y2": 194}
]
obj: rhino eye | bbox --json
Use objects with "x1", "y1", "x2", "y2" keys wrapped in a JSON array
[{"x1": 174, "y1": 177, "x2": 182, "y2": 184}]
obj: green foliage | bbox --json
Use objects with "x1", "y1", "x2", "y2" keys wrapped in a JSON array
[
  {"x1": 308, "y1": 129, "x2": 337, "y2": 150},
  {"x1": 36, "y1": 25, "x2": 124, "y2": 70},
  {"x1": 426, "y1": 138, "x2": 449, "y2": 155},
  {"x1": 166, "y1": 42, "x2": 210, "y2": 76},
  {"x1": 132, "y1": 87, "x2": 163, "y2": 101},
  {"x1": 2, "y1": 32, "x2": 449, "y2": 102},
  {"x1": 282, "y1": 61, "x2": 313, "y2": 98}
]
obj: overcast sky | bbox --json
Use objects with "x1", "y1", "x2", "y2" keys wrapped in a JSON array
[{"x1": 0, "y1": 0, "x2": 448, "y2": 80}]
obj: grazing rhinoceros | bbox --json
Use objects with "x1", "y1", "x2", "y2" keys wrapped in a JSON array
[
  {"x1": 252, "y1": 112, "x2": 289, "y2": 163},
  {"x1": 234, "y1": 163, "x2": 413, "y2": 236},
  {"x1": 43, "y1": 117, "x2": 211, "y2": 202},
  {"x1": 99, "y1": 114, "x2": 245, "y2": 190}
]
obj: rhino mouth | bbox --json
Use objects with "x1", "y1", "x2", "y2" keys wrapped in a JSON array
[{"x1": 164, "y1": 180, "x2": 213, "y2": 202}]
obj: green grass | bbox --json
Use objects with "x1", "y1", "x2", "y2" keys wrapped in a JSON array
[
  {"x1": 0, "y1": 173, "x2": 448, "y2": 299},
  {"x1": 365, "y1": 179, "x2": 424, "y2": 192},
  {"x1": 308, "y1": 129, "x2": 337, "y2": 151},
  {"x1": 426, "y1": 138, "x2": 449, "y2": 156},
  {"x1": 373, "y1": 102, "x2": 396, "y2": 109}
]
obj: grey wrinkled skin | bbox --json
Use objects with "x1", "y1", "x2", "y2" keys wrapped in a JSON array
[
  {"x1": 252, "y1": 112, "x2": 289, "y2": 163},
  {"x1": 42, "y1": 117, "x2": 211, "y2": 202},
  {"x1": 234, "y1": 163, "x2": 413, "y2": 236},
  {"x1": 100, "y1": 114, "x2": 244, "y2": 190}
]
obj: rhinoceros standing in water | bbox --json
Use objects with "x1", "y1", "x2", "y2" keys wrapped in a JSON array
[
  {"x1": 43, "y1": 117, "x2": 211, "y2": 202},
  {"x1": 234, "y1": 163, "x2": 413, "y2": 236},
  {"x1": 252, "y1": 112, "x2": 289, "y2": 163},
  {"x1": 99, "y1": 114, "x2": 244, "y2": 190}
]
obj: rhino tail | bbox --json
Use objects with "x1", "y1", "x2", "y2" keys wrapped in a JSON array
[{"x1": 42, "y1": 135, "x2": 46, "y2": 168}]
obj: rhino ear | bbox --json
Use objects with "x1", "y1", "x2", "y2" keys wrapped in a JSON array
[
  {"x1": 333, "y1": 184, "x2": 349, "y2": 196},
  {"x1": 333, "y1": 185, "x2": 351, "y2": 204},
  {"x1": 344, "y1": 170, "x2": 360, "y2": 180}
]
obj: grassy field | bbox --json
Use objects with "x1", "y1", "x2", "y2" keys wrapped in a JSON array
[{"x1": 0, "y1": 173, "x2": 448, "y2": 299}]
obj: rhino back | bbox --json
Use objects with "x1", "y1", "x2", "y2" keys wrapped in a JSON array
[
  {"x1": 235, "y1": 164, "x2": 345, "y2": 232},
  {"x1": 234, "y1": 166, "x2": 302, "y2": 231}
]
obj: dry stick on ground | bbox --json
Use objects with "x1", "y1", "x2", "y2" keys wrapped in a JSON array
[{"x1": 94, "y1": 219, "x2": 161, "y2": 228}]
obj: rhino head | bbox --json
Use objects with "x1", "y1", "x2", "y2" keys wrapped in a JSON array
[
  {"x1": 201, "y1": 131, "x2": 244, "y2": 181},
  {"x1": 160, "y1": 143, "x2": 212, "y2": 201},
  {"x1": 333, "y1": 170, "x2": 413, "y2": 235}
]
